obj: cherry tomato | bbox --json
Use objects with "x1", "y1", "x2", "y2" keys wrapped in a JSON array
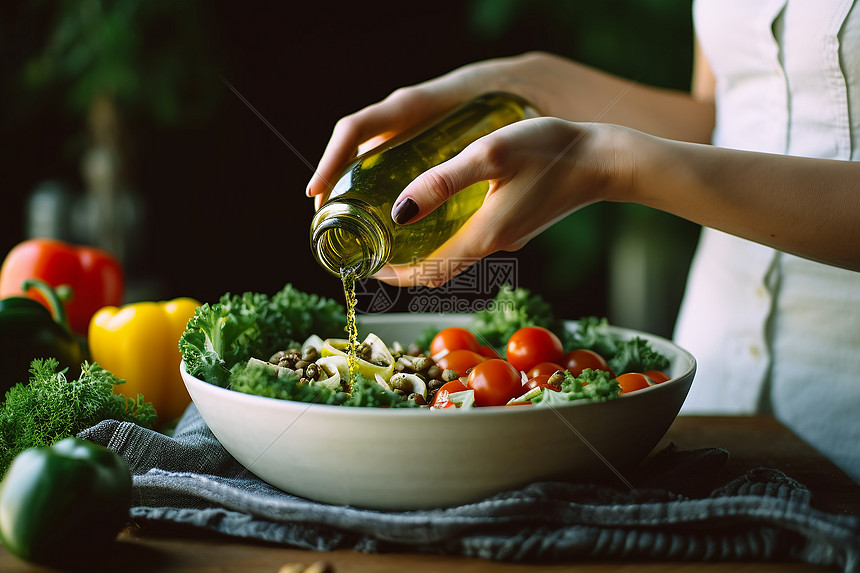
[
  {"x1": 616, "y1": 372, "x2": 654, "y2": 394},
  {"x1": 643, "y1": 370, "x2": 670, "y2": 383},
  {"x1": 436, "y1": 349, "x2": 486, "y2": 377},
  {"x1": 430, "y1": 327, "x2": 480, "y2": 355},
  {"x1": 523, "y1": 374, "x2": 562, "y2": 393},
  {"x1": 505, "y1": 327, "x2": 564, "y2": 373},
  {"x1": 562, "y1": 349, "x2": 612, "y2": 377},
  {"x1": 476, "y1": 344, "x2": 501, "y2": 359},
  {"x1": 467, "y1": 359, "x2": 522, "y2": 407},
  {"x1": 430, "y1": 390, "x2": 456, "y2": 409},
  {"x1": 439, "y1": 379, "x2": 468, "y2": 394},
  {"x1": 430, "y1": 380, "x2": 468, "y2": 409},
  {"x1": 527, "y1": 361, "x2": 565, "y2": 378}
]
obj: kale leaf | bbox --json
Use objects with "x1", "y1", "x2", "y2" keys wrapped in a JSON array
[
  {"x1": 470, "y1": 285, "x2": 558, "y2": 353},
  {"x1": 228, "y1": 360, "x2": 341, "y2": 404},
  {"x1": 608, "y1": 337, "x2": 671, "y2": 375},
  {"x1": 179, "y1": 284, "x2": 345, "y2": 387},
  {"x1": 227, "y1": 361, "x2": 416, "y2": 408},
  {"x1": 342, "y1": 373, "x2": 417, "y2": 408},
  {"x1": 564, "y1": 317, "x2": 669, "y2": 375},
  {"x1": 563, "y1": 316, "x2": 618, "y2": 358}
]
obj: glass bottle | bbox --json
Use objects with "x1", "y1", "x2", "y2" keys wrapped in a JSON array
[{"x1": 310, "y1": 92, "x2": 537, "y2": 279}]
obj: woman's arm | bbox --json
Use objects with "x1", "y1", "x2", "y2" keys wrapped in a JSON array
[
  {"x1": 311, "y1": 47, "x2": 860, "y2": 286},
  {"x1": 381, "y1": 120, "x2": 860, "y2": 287},
  {"x1": 635, "y1": 136, "x2": 860, "y2": 272},
  {"x1": 511, "y1": 51, "x2": 715, "y2": 144}
]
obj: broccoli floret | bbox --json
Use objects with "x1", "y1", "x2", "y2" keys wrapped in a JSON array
[
  {"x1": 561, "y1": 369, "x2": 621, "y2": 399},
  {"x1": 530, "y1": 369, "x2": 620, "y2": 406}
]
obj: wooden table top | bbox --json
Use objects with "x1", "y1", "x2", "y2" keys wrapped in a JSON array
[{"x1": 2, "y1": 415, "x2": 857, "y2": 572}]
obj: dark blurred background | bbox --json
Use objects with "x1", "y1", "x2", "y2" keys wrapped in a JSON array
[{"x1": 0, "y1": 0, "x2": 699, "y2": 338}]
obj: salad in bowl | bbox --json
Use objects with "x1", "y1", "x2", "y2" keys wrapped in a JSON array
[{"x1": 178, "y1": 284, "x2": 695, "y2": 510}]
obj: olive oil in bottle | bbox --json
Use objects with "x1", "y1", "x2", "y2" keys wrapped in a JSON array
[{"x1": 310, "y1": 92, "x2": 537, "y2": 280}]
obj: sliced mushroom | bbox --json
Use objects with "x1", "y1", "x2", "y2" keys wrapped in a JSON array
[{"x1": 389, "y1": 372, "x2": 427, "y2": 400}]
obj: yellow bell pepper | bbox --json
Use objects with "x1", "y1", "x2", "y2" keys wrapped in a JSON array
[{"x1": 88, "y1": 298, "x2": 201, "y2": 425}]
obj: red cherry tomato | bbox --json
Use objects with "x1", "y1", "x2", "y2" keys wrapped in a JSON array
[
  {"x1": 527, "y1": 361, "x2": 565, "y2": 378},
  {"x1": 430, "y1": 380, "x2": 469, "y2": 409},
  {"x1": 439, "y1": 379, "x2": 468, "y2": 394},
  {"x1": 562, "y1": 349, "x2": 612, "y2": 377},
  {"x1": 523, "y1": 374, "x2": 562, "y2": 393},
  {"x1": 643, "y1": 370, "x2": 670, "y2": 383},
  {"x1": 435, "y1": 349, "x2": 486, "y2": 377},
  {"x1": 505, "y1": 326, "x2": 564, "y2": 373},
  {"x1": 616, "y1": 372, "x2": 654, "y2": 394},
  {"x1": 430, "y1": 390, "x2": 456, "y2": 409},
  {"x1": 476, "y1": 344, "x2": 501, "y2": 359},
  {"x1": 467, "y1": 359, "x2": 522, "y2": 407},
  {"x1": 430, "y1": 327, "x2": 480, "y2": 355}
]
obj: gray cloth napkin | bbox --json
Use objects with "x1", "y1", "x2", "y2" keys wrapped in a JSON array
[{"x1": 79, "y1": 405, "x2": 860, "y2": 571}]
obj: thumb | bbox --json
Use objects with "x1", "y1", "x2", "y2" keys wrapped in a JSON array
[{"x1": 390, "y1": 147, "x2": 493, "y2": 225}]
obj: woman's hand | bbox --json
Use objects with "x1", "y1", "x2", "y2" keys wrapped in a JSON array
[
  {"x1": 373, "y1": 118, "x2": 640, "y2": 287},
  {"x1": 306, "y1": 56, "x2": 514, "y2": 209},
  {"x1": 374, "y1": 114, "x2": 860, "y2": 286},
  {"x1": 306, "y1": 51, "x2": 714, "y2": 209},
  {"x1": 306, "y1": 47, "x2": 860, "y2": 281},
  {"x1": 304, "y1": 50, "x2": 720, "y2": 287}
]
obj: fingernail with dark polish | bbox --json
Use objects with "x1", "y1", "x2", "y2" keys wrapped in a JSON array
[{"x1": 392, "y1": 198, "x2": 419, "y2": 224}]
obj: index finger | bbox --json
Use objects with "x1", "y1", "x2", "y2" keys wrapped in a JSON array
[
  {"x1": 372, "y1": 197, "x2": 504, "y2": 288},
  {"x1": 305, "y1": 86, "x2": 475, "y2": 199}
]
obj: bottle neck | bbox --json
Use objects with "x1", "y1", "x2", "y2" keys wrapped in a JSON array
[{"x1": 310, "y1": 200, "x2": 391, "y2": 279}]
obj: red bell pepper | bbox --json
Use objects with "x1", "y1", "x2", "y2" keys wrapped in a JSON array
[{"x1": 0, "y1": 239, "x2": 124, "y2": 335}]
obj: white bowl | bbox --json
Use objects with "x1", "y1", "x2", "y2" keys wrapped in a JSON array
[{"x1": 181, "y1": 313, "x2": 695, "y2": 510}]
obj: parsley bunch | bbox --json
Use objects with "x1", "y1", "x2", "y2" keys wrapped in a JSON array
[{"x1": 0, "y1": 358, "x2": 156, "y2": 476}]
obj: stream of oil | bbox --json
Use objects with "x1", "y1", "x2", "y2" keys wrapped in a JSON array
[{"x1": 341, "y1": 268, "x2": 358, "y2": 384}]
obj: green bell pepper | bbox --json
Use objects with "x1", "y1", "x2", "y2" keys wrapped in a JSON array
[
  {"x1": 0, "y1": 437, "x2": 132, "y2": 566},
  {"x1": 0, "y1": 278, "x2": 83, "y2": 396}
]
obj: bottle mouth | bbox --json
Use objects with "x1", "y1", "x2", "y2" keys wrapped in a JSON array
[{"x1": 310, "y1": 201, "x2": 391, "y2": 279}]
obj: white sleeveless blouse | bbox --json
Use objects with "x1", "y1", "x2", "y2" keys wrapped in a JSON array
[{"x1": 676, "y1": 0, "x2": 860, "y2": 483}]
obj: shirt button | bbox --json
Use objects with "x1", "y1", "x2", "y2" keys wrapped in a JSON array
[{"x1": 748, "y1": 344, "x2": 762, "y2": 358}]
